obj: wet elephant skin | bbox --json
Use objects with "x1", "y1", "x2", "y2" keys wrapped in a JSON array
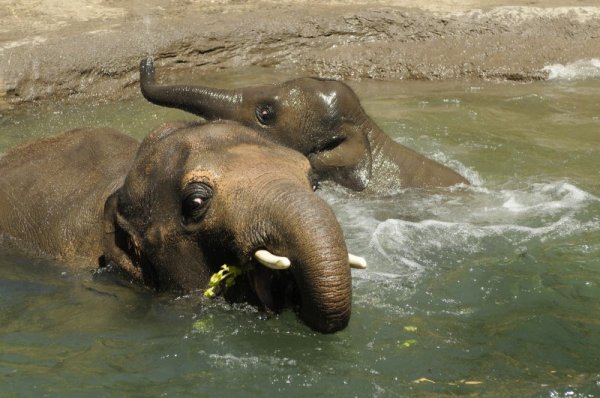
[
  {"x1": 140, "y1": 57, "x2": 469, "y2": 194},
  {"x1": 0, "y1": 121, "x2": 354, "y2": 333}
]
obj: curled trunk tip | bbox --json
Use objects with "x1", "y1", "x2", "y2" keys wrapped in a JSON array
[{"x1": 140, "y1": 57, "x2": 158, "y2": 97}]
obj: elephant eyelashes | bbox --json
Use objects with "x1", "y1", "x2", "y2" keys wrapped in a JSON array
[
  {"x1": 255, "y1": 103, "x2": 276, "y2": 125},
  {"x1": 181, "y1": 183, "x2": 213, "y2": 224}
]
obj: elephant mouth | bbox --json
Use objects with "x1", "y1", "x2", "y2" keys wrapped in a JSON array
[
  {"x1": 210, "y1": 249, "x2": 300, "y2": 316},
  {"x1": 245, "y1": 262, "x2": 299, "y2": 314},
  {"x1": 239, "y1": 250, "x2": 366, "y2": 316},
  {"x1": 217, "y1": 249, "x2": 365, "y2": 331}
]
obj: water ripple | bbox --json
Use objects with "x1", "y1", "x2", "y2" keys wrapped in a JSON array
[{"x1": 366, "y1": 181, "x2": 600, "y2": 282}]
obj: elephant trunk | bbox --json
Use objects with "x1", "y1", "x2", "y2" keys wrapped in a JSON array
[
  {"x1": 246, "y1": 183, "x2": 352, "y2": 333},
  {"x1": 140, "y1": 58, "x2": 242, "y2": 120}
]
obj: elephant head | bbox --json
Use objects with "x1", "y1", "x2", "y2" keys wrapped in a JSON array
[
  {"x1": 102, "y1": 121, "x2": 365, "y2": 333},
  {"x1": 140, "y1": 58, "x2": 468, "y2": 193}
]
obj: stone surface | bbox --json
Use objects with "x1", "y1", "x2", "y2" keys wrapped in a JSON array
[{"x1": 1, "y1": 1, "x2": 599, "y2": 106}]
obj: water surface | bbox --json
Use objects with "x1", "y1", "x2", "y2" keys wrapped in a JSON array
[{"x1": 1, "y1": 71, "x2": 599, "y2": 397}]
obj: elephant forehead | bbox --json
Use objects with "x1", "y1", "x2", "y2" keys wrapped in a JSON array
[
  {"x1": 318, "y1": 90, "x2": 337, "y2": 108},
  {"x1": 182, "y1": 144, "x2": 310, "y2": 186},
  {"x1": 224, "y1": 144, "x2": 311, "y2": 181},
  {"x1": 283, "y1": 84, "x2": 336, "y2": 108},
  {"x1": 229, "y1": 143, "x2": 309, "y2": 164}
]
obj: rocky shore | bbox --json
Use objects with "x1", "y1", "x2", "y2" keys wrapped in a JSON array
[{"x1": 1, "y1": 0, "x2": 599, "y2": 108}]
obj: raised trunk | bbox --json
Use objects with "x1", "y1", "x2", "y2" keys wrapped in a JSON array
[{"x1": 139, "y1": 58, "x2": 242, "y2": 120}]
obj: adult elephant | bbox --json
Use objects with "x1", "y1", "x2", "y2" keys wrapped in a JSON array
[
  {"x1": 0, "y1": 121, "x2": 366, "y2": 333},
  {"x1": 140, "y1": 58, "x2": 469, "y2": 194}
]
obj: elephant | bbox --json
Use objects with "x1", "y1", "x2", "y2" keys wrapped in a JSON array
[
  {"x1": 140, "y1": 57, "x2": 469, "y2": 194},
  {"x1": 0, "y1": 121, "x2": 367, "y2": 333}
]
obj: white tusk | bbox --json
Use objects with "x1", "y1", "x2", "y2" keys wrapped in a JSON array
[
  {"x1": 349, "y1": 253, "x2": 367, "y2": 269},
  {"x1": 254, "y1": 250, "x2": 291, "y2": 270}
]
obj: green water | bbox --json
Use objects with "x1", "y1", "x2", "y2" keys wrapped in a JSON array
[{"x1": 1, "y1": 71, "x2": 599, "y2": 397}]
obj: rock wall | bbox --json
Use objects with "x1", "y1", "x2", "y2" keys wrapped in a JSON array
[{"x1": 1, "y1": 1, "x2": 599, "y2": 106}]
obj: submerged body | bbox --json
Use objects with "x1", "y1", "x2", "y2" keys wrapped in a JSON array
[
  {"x1": 0, "y1": 122, "x2": 363, "y2": 333},
  {"x1": 0, "y1": 128, "x2": 136, "y2": 261}
]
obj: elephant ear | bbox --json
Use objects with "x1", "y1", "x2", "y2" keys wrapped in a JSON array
[
  {"x1": 308, "y1": 123, "x2": 372, "y2": 191},
  {"x1": 101, "y1": 191, "x2": 144, "y2": 283}
]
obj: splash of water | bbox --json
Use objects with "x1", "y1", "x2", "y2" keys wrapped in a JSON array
[
  {"x1": 343, "y1": 180, "x2": 600, "y2": 282},
  {"x1": 543, "y1": 59, "x2": 600, "y2": 81},
  {"x1": 143, "y1": 15, "x2": 154, "y2": 55}
]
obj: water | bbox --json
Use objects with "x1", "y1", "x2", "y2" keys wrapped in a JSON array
[{"x1": 1, "y1": 70, "x2": 599, "y2": 397}]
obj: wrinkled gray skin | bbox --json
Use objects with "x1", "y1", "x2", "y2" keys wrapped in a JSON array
[
  {"x1": 140, "y1": 58, "x2": 469, "y2": 194},
  {"x1": 0, "y1": 122, "x2": 353, "y2": 333}
]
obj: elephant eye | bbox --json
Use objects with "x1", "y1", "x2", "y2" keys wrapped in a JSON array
[
  {"x1": 321, "y1": 135, "x2": 346, "y2": 152},
  {"x1": 181, "y1": 182, "x2": 213, "y2": 224},
  {"x1": 255, "y1": 103, "x2": 276, "y2": 125}
]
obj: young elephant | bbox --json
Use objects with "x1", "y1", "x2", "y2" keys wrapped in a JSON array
[
  {"x1": 0, "y1": 121, "x2": 366, "y2": 333},
  {"x1": 140, "y1": 58, "x2": 469, "y2": 194}
]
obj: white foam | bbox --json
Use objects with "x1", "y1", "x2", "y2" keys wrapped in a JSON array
[
  {"x1": 429, "y1": 150, "x2": 484, "y2": 187},
  {"x1": 543, "y1": 59, "x2": 600, "y2": 81},
  {"x1": 374, "y1": 214, "x2": 598, "y2": 253},
  {"x1": 362, "y1": 180, "x2": 599, "y2": 282},
  {"x1": 0, "y1": 36, "x2": 47, "y2": 51},
  {"x1": 502, "y1": 196, "x2": 526, "y2": 212},
  {"x1": 369, "y1": 213, "x2": 599, "y2": 286},
  {"x1": 497, "y1": 182, "x2": 596, "y2": 217}
]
